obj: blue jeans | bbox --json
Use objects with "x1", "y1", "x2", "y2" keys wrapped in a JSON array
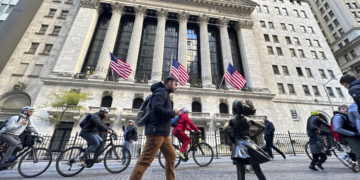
[
  {"x1": 122, "y1": 140, "x2": 132, "y2": 160},
  {"x1": 80, "y1": 133, "x2": 104, "y2": 159}
]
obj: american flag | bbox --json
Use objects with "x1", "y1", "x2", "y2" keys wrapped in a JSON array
[
  {"x1": 171, "y1": 58, "x2": 189, "y2": 86},
  {"x1": 110, "y1": 53, "x2": 132, "y2": 80},
  {"x1": 224, "y1": 63, "x2": 246, "y2": 90}
]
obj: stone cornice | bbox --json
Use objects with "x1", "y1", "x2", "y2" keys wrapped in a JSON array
[
  {"x1": 156, "y1": 8, "x2": 168, "y2": 19},
  {"x1": 111, "y1": 2, "x2": 124, "y2": 14},
  {"x1": 177, "y1": 11, "x2": 190, "y2": 21},
  {"x1": 80, "y1": 0, "x2": 100, "y2": 9},
  {"x1": 273, "y1": 98, "x2": 352, "y2": 106},
  {"x1": 235, "y1": 20, "x2": 254, "y2": 30},
  {"x1": 134, "y1": 5, "x2": 147, "y2": 17},
  {"x1": 40, "y1": 77, "x2": 276, "y2": 99}
]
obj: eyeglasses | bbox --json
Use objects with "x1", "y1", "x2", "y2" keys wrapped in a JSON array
[{"x1": 29, "y1": 110, "x2": 34, "y2": 113}]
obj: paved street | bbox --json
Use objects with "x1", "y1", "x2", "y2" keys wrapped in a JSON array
[{"x1": 0, "y1": 154, "x2": 359, "y2": 180}]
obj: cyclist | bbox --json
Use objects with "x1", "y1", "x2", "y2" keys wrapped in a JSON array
[
  {"x1": 172, "y1": 109, "x2": 200, "y2": 160},
  {"x1": 79, "y1": 107, "x2": 114, "y2": 166},
  {"x1": 0, "y1": 106, "x2": 40, "y2": 168},
  {"x1": 306, "y1": 111, "x2": 332, "y2": 150}
]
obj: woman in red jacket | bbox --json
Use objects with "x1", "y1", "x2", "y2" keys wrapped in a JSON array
[{"x1": 172, "y1": 109, "x2": 200, "y2": 159}]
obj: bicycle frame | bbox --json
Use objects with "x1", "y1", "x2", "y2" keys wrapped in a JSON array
[{"x1": 84, "y1": 134, "x2": 120, "y2": 160}]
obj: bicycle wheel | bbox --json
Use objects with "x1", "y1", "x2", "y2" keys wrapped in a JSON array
[
  {"x1": 104, "y1": 145, "x2": 131, "y2": 173},
  {"x1": 18, "y1": 148, "x2": 52, "y2": 178},
  {"x1": 305, "y1": 142, "x2": 312, "y2": 160},
  {"x1": 193, "y1": 143, "x2": 213, "y2": 167},
  {"x1": 56, "y1": 147, "x2": 85, "y2": 177},
  {"x1": 158, "y1": 144, "x2": 181, "y2": 169}
]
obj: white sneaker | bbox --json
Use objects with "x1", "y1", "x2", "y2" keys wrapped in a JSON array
[{"x1": 338, "y1": 156, "x2": 350, "y2": 167}]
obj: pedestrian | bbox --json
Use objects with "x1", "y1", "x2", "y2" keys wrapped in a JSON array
[
  {"x1": 224, "y1": 100, "x2": 270, "y2": 180},
  {"x1": 309, "y1": 127, "x2": 327, "y2": 171},
  {"x1": 333, "y1": 104, "x2": 360, "y2": 171},
  {"x1": 130, "y1": 77, "x2": 182, "y2": 180},
  {"x1": 263, "y1": 116, "x2": 286, "y2": 159},
  {"x1": 122, "y1": 120, "x2": 137, "y2": 164},
  {"x1": 340, "y1": 74, "x2": 360, "y2": 112},
  {"x1": 306, "y1": 111, "x2": 332, "y2": 149},
  {"x1": 348, "y1": 102, "x2": 360, "y2": 133}
]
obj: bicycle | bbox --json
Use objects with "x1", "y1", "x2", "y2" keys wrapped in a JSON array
[
  {"x1": 304, "y1": 135, "x2": 344, "y2": 160},
  {"x1": 56, "y1": 133, "x2": 131, "y2": 177},
  {"x1": 0, "y1": 134, "x2": 52, "y2": 178},
  {"x1": 158, "y1": 131, "x2": 214, "y2": 168}
]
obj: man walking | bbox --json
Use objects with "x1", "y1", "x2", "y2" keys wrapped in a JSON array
[
  {"x1": 130, "y1": 77, "x2": 182, "y2": 180},
  {"x1": 263, "y1": 116, "x2": 286, "y2": 159},
  {"x1": 122, "y1": 120, "x2": 137, "y2": 164},
  {"x1": 340, "y1": 74, "x2": 360, "y2": 112}
]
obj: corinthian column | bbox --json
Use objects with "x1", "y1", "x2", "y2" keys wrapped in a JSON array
[
  {"x1": 150, "y1": 9, "x2": 168, "y2": 82},
  {"x1": 52, "y1": 0, "x2": 102, "y2": 77},
  {"x1": 177, "y1": 11, "x2": 190, "y2": 86},
  {"x1": 217, "y1": 17, "x2": 234, "y2": 89},
  {"x1": 90, "y1": 2, "x2": 123, "y2": 79},
  {"x1": 126, "y1": 6, "x2": 147, "y2": 81},
  {"x1": 198, "y1": 14, "x2": 214, "y2": 88}
]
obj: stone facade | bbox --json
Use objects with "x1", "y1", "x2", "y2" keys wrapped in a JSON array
[{"x1": 0, "y1": 0, "x2": 352, "y2": 139}]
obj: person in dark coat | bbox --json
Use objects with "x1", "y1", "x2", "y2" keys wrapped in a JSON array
[
  {"x1": 340, "y1": 74, "x2": 360, "y2": 112},
  {"x1": 130, "y1": 77, "x2": 182, "y2": 180},
  {"x1": 122, "y1": 120, "x2": 137, "y2": 164},
  {"x1": 224, "y1": 100, "x2": 271, "y2": 180},
  {"x1": 309, "y1": 127, "x2": 327, "y2": 171},
  {"x1": 263, "y1": 116, "x2": 286, "y2": 159},
  {"x1": 306, "y1": 111, "x2": 332, "y2": 149},
  {"x1": 79, "y1": 108, "x2": 114, "y2": 166}
]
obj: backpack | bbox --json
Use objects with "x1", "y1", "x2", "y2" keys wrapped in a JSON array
[
  {"x1": 136, "y1": 94, "x2": 153, "y2": 127},
  {"x1": 0, "y1": 116, "x2": 22, "y2": 130},
  {"x1": 171, "y1": 115, "x2": 181, "y2": 127},
  {"x1": 80, "y1": 114, "x2": 92, "y2": 128},
  {"x1": 331, "y1": 114, "x2": 357, "y2": 143}
]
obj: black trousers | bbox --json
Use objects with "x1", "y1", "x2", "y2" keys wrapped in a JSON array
[
  {"x1": 236, "y1": 159, "x2": 266, "y2": 180},
  {"x1": 310, "y1": 153, "x2": 327, "y2": 166},
  {"x1": 264, "y1": 135, "x2": 284, "y2": 157}
]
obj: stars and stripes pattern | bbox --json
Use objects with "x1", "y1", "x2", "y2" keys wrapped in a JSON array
[
  {"x1": 171, "y1": 58, "x2": 189, "y2": 86},
  {"x1": 110, "y1": 53, "x2": 132, "y2": 80},
  {"x1": 224, "y1": 63, "x2": 247, "y2": 90}
]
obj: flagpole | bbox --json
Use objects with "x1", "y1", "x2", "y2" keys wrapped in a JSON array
[
  {"x1": 169, "y1": 53, "x2": 173, "y2": 77},
  {"x1": 219, "y1": 73, "x2": 225, "y2": 88}
]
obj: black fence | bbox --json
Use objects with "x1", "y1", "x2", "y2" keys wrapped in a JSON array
[{"x1": 31, "y1": 131, "x2": 310, "y2": 160}]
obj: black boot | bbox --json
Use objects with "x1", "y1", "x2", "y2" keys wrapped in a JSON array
[
  {"x1": 280, "y1": 152, "x2": 286, "y2": 159},
  {"x1": 253, "y1": 164, "x2": 266, "y2": 180},
  {"x1": 236, "y1": 160, "x2": 246, "y2": 180}
]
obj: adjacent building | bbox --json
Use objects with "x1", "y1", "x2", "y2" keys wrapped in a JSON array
[
  {"x1": 309, "y1": 0, "x2": 360, "y2": 77},
  {"x1": 0, "y1": 0, "x2": 351, "y2": 152}
]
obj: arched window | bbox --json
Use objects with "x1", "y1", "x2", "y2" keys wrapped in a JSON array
[
  {"x1": 319, "y1": 114, "x2": 329, "y2": 125},
  {"x1": 132, "y1": 98, "x2": 144, "y2": 109},
  {"x1": 192, "y1": 101, "x2": 202, "y2": 112},
  {"x1": 100, "y1": 96, "x2": 113, "y2": 107},
  {"x1": 208, "y1": 26, "x2": 224, "y2": 88},
  {"x1": 219, "y1": 103, "x2": 228, "y2": 114}
]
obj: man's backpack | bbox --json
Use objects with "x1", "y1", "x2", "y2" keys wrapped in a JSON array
[
  {"x1": 136, "y1": 94, "x2": 153, "y2": 127},
  {"x1": 79, "y1": 114, "x2": 92, "y2": 128},
  {"x1": 331, "y1": 114, "x2": 357, "y2": 143},
  {"x1": 171, "y1": 115, "x2": 182, "y2": 127},
  {"x1": 0, "y1": 116, "x2": 22, "y2": 130}
]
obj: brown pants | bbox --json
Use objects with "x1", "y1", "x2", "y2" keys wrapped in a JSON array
[{"x1": 130, "y1": 135, "x2": 175, "y2": 180}]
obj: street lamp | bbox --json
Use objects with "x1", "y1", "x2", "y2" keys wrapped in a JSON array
[{"x1": 322, "y1": 71, "x2": 347, "y2": 112}]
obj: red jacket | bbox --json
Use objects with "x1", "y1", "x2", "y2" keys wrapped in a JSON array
[{"x1": 173, "y1": 113, "x2": 199, "y2": 132}]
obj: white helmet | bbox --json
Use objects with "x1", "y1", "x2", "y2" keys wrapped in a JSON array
[
  {"x1": 99, "y1": 107, "x2": 110, "y2": 113},
  {"x1": 21, "y1": 106, "x2": 34, "y2": 115},
  {"x1": 181, "y1": 109, "x2": 189, "y2": 113}
]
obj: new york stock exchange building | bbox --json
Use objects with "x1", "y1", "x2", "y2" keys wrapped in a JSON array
[{"x1": 0, "y1": 0, "x2": 352, "y2": 152}]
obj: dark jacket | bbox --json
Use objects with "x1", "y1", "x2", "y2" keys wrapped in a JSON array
[
  {"x1": 349, "y1": 79, "x2": 360, "y2": 112},
  {"x1": 332, "y1": 111, "x2": 357, "y2": 137},
  {"x1": 306, "y1": 115, "x2": 329, "y2": 132},
  {"x1": 145, "y1": 82, "x2": 175, "y2": 136},
  {"x1": 80, "y1": 112, "x2": 111, "y2": 135},
  {"x1": 264, "y1": 121, "x2": 275, "y2": 137},
  {"x1": 124, "y1": 125, "x2": 137, "y2": 141},
  {"x1": 309, "y1": 133, "x2": 325, "y2": 154}
]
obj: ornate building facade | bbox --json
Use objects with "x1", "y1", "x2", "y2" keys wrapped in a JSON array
[{"x1": 0, "y1": 0, "x2": 352, "y2": 149}]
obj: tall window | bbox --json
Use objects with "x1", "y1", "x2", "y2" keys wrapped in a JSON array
[
  {"x1": 273, "y1": 35, "x2": 279, "y2": 42},
  {"x1": 49, "y1": 122, "x2": 74, "y2": 152},
  {"x1": 208, "y1": 26, "x2": 223, "y2": 87},
  {"x1": 319, "y1": 52, "x2": 326, "y2": 59},
  {"x1": 336, "y1": 88, "x2": 344, "y2": 97},
  {"x1": 264, "y1": 34, "x2": 270, "y2": 41},
  {"x1": 300, "y1": 26, "x2": 306, "y2": 33},
  {"x1": 52, "y1": 26, "x2": 61, "y2": 35},
  {"x1": 285, "y1": 37, "x2": 292, "y2": 44},
  {"x1": 268, "y1": 22, "x2": 274, "y2": 29},
  {"x1": 312, "y1": 51, "x2": 318, "y2": 59},
  {"x1": 328, "y1": 70, "x2": 335, "y2": 78},
  {"x1": 48, "y1": 9, "x2": 57, "y2": 16},
  {"x1": 296, "y1": 67, "x2": 303, "y2": 76},
  {"x1": 278, "y1": 83, "x2": 285, "y2": 94},
  {"x1": 267, "y1": 46, "x2": 274, "y2": 54},
  {"x1": 219, "y1": 103, "x2": 229, "y2": 114},
  {"x1": 301, "y1": 10, "x2": 307, "y2": 18},
  {"x1": 42, "y1": 44, "x2": 53, "y2": 54},
  {"x1": 275, "y1": 7, "x2": 281, "y2": 15},
  {"x1": 294, "y1": 9, "x2": 300, "y2": 17},
  {"x1": 162, "y1": 22, "x2": 178, "y2": 80},
  {"x1": 303, "y1": 85, "x2": 311, "y2": 95},
  {"x1": 229, "y1": 28, "x2": 245, "y2": 77},
  {"x1": 81, "y1": 15, "x2": 111, "y2": 75},
  {"x1": 282, "y1": 66, "x2": 289, "y2": 75},
  {"x1": 14, "y1": 63, "x2": 28, "y2": 75},
  {"x1": 305, "y1": 68, "x2": 313, "y2": 77},
  {"x1": 319, "y1": 69, "x2": 327, "y2": 78},
  {"x1": 282, "y1": 8, "x2": 288, "y2": 15},
  {"x1": 136, "y1": 18, "x2": 157, "y2": 83},
  {"x1": 289, "y1": 24, "x2": 295, "y2": 31},
  {"x1": 263, "y1": 5, "x2": 269, "y2": 13},
  {"x1": 30, "y1": 65, "x2": 43, "y2": 76},
  {"x1": 27, "y1": 43, "x2": 39, "y2": 54},
  {"x1": 192, "y1": 101, "x2": 202, "y2": 112},
  {"x1": 313, "y1": 86, "x2": 320, "y2": 95},
  {"x1": 101, "y1": 96, "x2": 113, "y2": 107},
  {"x1": 314, "y1": 40, "x2": 320, "y2": 47},
  {"x1": 290, "y1": 48, "x2": 296, "y2": 57},
  {"x1": 293, "y1": 37, "x2": 300, "y2": 45},
  {"x1": 59, "y1": 10, "x2": 68, "y2": 19},
  {"x1": 260, "y1": 21, "x2": 266, "y2": 28},
  {"x1": 132, "y1": 98, "x2": 144, "y2": 109},
  {"x1": 281, "y1": 23, "x2": 287, "y2": 30},
  {"x1": 38, "y1": 25, "x2": 48, "y2": 34},
  {"x1": 298, "y1": 49, "x2": 305, "y2": 58},
  {"x1": 288, "y1": 84, "x2": 295, "y2": 94},
  {"x1": 272, "y1": 65, "x2": 280, "y2": 74},
  {"x1": 276, "y1": 47, "x2": 283, "y2": 55},
  {"x1": 187, "y1": 24, "x2": 201, "y2": 88},
  {"x1": 326, "y1": 87, "x2": 335, "y2": 96}
]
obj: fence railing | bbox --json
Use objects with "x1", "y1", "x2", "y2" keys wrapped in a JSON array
[{"x1": 28, "y1": 131, "x2": 310, "y2": 160}]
